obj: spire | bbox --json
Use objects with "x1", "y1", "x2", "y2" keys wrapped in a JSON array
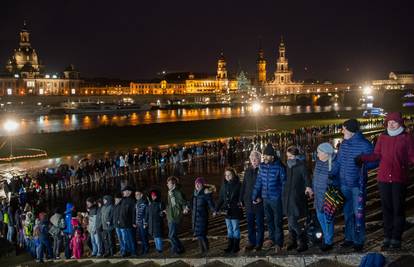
[{"x1": 280, "y1": 35, "x2": 285, "y2": 47}]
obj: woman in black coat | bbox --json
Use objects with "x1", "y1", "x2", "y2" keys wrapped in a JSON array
[
  {"x1": 191, "y1": 177, "x2": 215, "y2": 254},
  {"x1": 215, "y1": 167, "x2": 243, "y2": 253},
  {"x1": 146, "y1": 190, "x2": 165, "y2": 253},
  {"x1": 283, "y1": 146, "x2": 312, "y2": 252}
]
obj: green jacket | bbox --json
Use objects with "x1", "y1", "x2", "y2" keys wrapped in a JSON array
[{"x1": 166, "y1": 187, "x2": 188, "y2": 223}]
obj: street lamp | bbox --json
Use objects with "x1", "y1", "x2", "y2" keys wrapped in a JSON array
[
  {"x1": 4, "y1": 119, "x2": 19, "y2": 159},
  {"x1": 251, "y1": 102, "x2": 262, "y2": 136}
]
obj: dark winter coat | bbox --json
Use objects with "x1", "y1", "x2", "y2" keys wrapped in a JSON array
[
  {"x1": 252, "y1": 160, "x2": 286, "y2": 201},
  {"x1": 282, "y1": 159, "x2": 311, "y2": 217},
  {"x1": 118, "y1": 196, "x2": 135, "y2": 228},
  {"x1": 216, "y1": 178, "x2": 243, "y2": 220},
  {"x1": 146, "y1": 200, "x2": 165, "y2": 238},
  {"x1": 101, "y1": 195, "x2": 114, "y2": 231},
  {"x1": 191, "y1": 185, "x2": 215, "y2": 237},
  {"x1": 332, "y1": 132, "x2": 375, "y2": 187},
  {"x1": 361, "y1": 130, "x2": 414, "y2": 184},
  {"x1": 113, "y1": 202, "x2": 122, "y2": 228},
  {"x1": 240, "y1": 166, "x2": 263, "y2": 212}
]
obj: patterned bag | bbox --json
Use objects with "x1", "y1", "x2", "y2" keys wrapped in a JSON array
[{"x1": 323, "y1": 185, "x2": 345, "y2": 223}]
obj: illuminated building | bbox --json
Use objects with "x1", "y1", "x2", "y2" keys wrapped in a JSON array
[
  {"x1": 0, "y1": 22, "x2": 81, "y2": 96},
  {"x1": 130, "y1": 53, "x2": 238, "y2": 95},
  {"x1": 372, "y1": 71, "x2": 414, "y2": 90}
]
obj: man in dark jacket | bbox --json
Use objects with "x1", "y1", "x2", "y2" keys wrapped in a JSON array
[
  {"x1": 252, "y1": 143, "x2": 286, "y2": 253},
  {"x1": 240, "y1": 150, "x2": 264, "y2": 251},
  {"x1": 360, "y1": 112, "x2": 414, "y2": 250},
  {"x1": 332, "y1": 119, "x2": 375, "y2": 252},
  {"x1": 119, "y1": 186, "x2": 137, "y2": 256},
  {"x1": 86, "y1": 197, "x2": 102, "y2": 257},
  {"x1": 283, "y1": 146, "x2": 312, "y2": 252},
  {"x1": 113, "y1": 193, "x2": 124, "y2": 256},
  {"x1": 101, "y1": 195, "x2": 114, "y2": 257}
]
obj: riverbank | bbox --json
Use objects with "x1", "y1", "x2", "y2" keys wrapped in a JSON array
[{"x1": 0, "y1": 109, "x2": 366, "y2": 159}]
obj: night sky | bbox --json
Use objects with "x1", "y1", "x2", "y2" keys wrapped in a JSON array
[{"x1": 1, "y1": 0, "x2": 413, "y2": 82}]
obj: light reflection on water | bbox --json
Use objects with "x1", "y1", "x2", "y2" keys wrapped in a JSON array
[{"x1": 0, "y1": 105, "x2": 344, "y2": 136}]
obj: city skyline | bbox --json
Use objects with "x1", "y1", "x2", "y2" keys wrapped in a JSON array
[{"x1": 1, "y1": 0, "x2": 413, "y2": 82}]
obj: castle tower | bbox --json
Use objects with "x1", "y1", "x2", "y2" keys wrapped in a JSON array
[
  {"x1": 216, "y1": 52, "x2": 227, "y2": 79},
  {"x1": 257, "y1": 47, "x2": 267, "y2": 84},
  {"x1": 274, "y1": 36, "x2": 292, "y2": 84}
]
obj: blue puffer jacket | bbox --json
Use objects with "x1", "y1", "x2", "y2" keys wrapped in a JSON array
[
  {"x1": 63, "y1": 202, "x2": 74, "y2": 234},
  {"x1": 252, "y1": 160, "x2": 286, "y2": 201},
  {"x1": 332, "y1": 132, "x2": 375, "y2": 187},
  {"x1": 312, "y1": 154, "x2": 339, "y2": 212}
]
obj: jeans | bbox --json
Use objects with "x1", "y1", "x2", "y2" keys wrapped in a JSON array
[
  {"x1": 246, "y1": 209, "x2": 264, "y2": 246},
  {"x1": 136, "y1": 225, "x2": 149, "y2": 254},
  {"x1": 115, "y1": 228, "x2": 124, "y2": 255},
  {"x1": 287, "y1": 215, "x2": 305, "y2": 241},
  {"x1": 7, "y1": 225, "x2": 14, "y2": 242},
  {"x1": 52, "y1": 235, "x2": 62, "y2": 258},
  {"x1": 120, "y1": 228, "x2": 136, "y2": 255},
  {"x1": 63, "y1": 233, "x2": 72, "y2": 259},
  {"x1": 378, "y1": 182, "x2": 407, "y2": 241},
  {"x1": 341, "y1": 185, "x2": 365, "y2": 245},
  {"x1": 225, "y1": 219, "x2": 241, "y2": 239},
  {"x1": 90, "y1": 232, "x2": 102, "y2": 256},
  {"x1": 103, "y1": 229, "x2": 114, "y2": 256},
  {"x1": 36, "y1": 238, "x2": 52, "y2": 261},
  {"x1": 154, "y1": 237, "x2": 163, "y2": 252},
  {"x1": 168, "y1": 222, "x2": 184, "y2": 253},
  {"x1": 316, "y1": 210, "x2": 334, "y2": 245},
  {"x1": 263, "y1": 198, "x2": 284, "y2": 246}
]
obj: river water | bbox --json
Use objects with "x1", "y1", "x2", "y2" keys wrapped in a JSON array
[{"x1": 0, "y1": 105, "x2": 352, "y2": 136}]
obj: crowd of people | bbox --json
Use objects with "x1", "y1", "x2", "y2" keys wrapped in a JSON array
[{"x1": 0, "y1": 114, "x2": 413, "y2": 262}]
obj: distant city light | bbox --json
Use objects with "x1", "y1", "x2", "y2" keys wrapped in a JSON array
[
  {"x1": 52, "y1": 74, "x2": 57, "y2": 79},
  {"x1": 363, "y1": 85, "x2": 372, "y2": 95},
  {"x1": 4, "y1": 120, "x2": 19, "y2": 133},
  {"x1": 14, "y1": 74, "x2": 19, "y2": 78},
  {"x1": 252, "y1": 102, "x2": 262, "y2": 113},
  {"x1": 45, "y1": 74, "x2": 50, "y2": 78}
]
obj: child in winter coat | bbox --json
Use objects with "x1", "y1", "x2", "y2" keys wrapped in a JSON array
[{"x1": 70, "y1": 228, "x2": 86, "y2": 259}]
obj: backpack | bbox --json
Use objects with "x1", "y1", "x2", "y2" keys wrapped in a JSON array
[{"x1": 359, "y1": 253, "x2": 386, "y2": 267}]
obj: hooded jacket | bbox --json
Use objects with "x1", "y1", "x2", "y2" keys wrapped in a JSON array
[
  {"x1": 63, "y1": 203, "x2": 74, "y2": 235},
  {"x1": 101, "y1": 195, "x2": 114, "y2": 231},
  {"x1": 191, "y1": 184, "x2": 215, "y2": 236}
]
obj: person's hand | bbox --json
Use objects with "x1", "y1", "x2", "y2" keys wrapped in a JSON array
[
  {"x1": 212, "y1": 211, "x2": 217, "y2": 217},
  {"x1": 183, "y1": 207, "x2": 190, "y2": 215},
  {"x1": 253, "y1": 198, "x2": 262, "y2": 205},
  {"x1": 354, "y1": 155, "x2": 363, "y2": 167},
  {"x1": 238, "y1": 201, "x2": 243, "y2": 208},
  {"x1": 305, "y1": 187, "x2": 314, "y2": 198},
  {"x1": 143, "y1": 223, "x2": 148, "y2": 229}
]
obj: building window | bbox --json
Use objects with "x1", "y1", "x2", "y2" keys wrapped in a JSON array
[
  {"x1": 71, "y1": 88, "x2": 76, "y2": 94},
  {"x1": 39, "y1": 88, "x2": 44, "y2": 95},
  {"x1": 27, "y1": 81, "x2": 35, "y2": 87},
  {"x1": 7, "y1": 88, "x2": 12, "y2": 95}
]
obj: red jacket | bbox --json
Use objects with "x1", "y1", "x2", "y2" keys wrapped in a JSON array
[{"x1": 361, "y1": 130, "x2": 414, "y2": 184}]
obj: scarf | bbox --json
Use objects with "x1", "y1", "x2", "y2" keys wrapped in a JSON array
[
  {"x1": 168, "y1": 185, "x2": 176, "y2": 207},
  {"x1": 387, "y1": 126, "x2": 404, "y2": 137}
]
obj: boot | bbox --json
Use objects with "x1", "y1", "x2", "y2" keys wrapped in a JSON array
[
  {"x1": 296, "y1": 234, "x2": 308, "y2": 253},
  {"x1": 286, "y1": 237, "x2": 297, "y2": 251},
  {"x1": 232, "y1": 238, "x2": 240, "y2": 253},
  {"x1": 198, "y1": 240, "x2": 205, "y2": 254},
  {"x1": 202, "y1": 239, "x2": 209, "y2": 252},
  {"x1": 224, "y1": 238, "x2": 234, "y2": 253}
]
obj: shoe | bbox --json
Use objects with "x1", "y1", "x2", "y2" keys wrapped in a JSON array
[
  {"x1": 232, "y1": 238, "x2": 240, "y2": 253},
  {"x1": 340, "y1": 240, "x2": 354, "y2": 249},
  {"x1": 274, "y1": 245, "x2": 282, "y2": 254},
  {"x1": 224, "y1": 238, "x2": 234, "y2": 253},
  {"x1": 263, "y1": 240, "x2": 274, "y2": 248},
  {"x1": 353, "y1": 244, "x2": 364, "y2": 252},
  {"x1": 320, "y1": 243, "x2": 333, "y2": 252},
  {"x1": 245, "y1": 243, "x2": 255, "y2": 251},
  {"x1": 390, "y1": 239, "x2": 401, "y2": 250},
  {"x1": 381, "y1": 238, "x2": 391, "y2": 251},
  {"x1": 297, "y1": 241, "x2": 308, "y2": 253},
  {"x1": 286, "y1": 240, "x2": 297, "y2": 251}
]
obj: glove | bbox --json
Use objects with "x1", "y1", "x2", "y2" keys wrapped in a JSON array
[{"x1": 354, "y1": 155, "x2": 363, "y2": 167}]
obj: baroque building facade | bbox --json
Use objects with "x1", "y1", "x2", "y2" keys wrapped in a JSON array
[
  {"x1": 0, "y1": 22, "x2": 81, "y2": 96},
  {"x1": 130, "y1": 53, "x2": 238, "y2": 95}
]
